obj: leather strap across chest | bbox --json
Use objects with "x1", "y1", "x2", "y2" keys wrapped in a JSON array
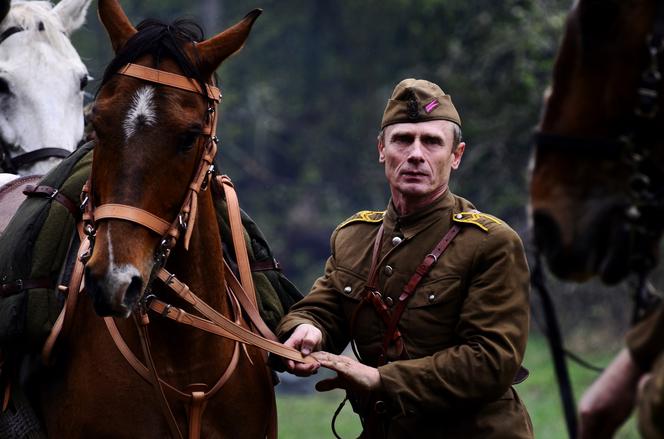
[{"x1": 351, "y1": 222, "x2": 461, "y2": 366}]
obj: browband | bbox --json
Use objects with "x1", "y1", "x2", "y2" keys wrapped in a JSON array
[{"x1": 117, "y1": 63, "x2": 221, "y2": 103}]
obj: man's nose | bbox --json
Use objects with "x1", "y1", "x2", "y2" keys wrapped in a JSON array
[{"x1": 407, "y1": 141, "x2": 425, "y2": 162}]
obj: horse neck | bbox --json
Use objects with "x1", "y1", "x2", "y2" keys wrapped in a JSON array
[{"x1": 167, "y1": 189, "x2": 226, "y2": 312}]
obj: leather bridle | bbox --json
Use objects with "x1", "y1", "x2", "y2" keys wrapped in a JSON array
[
  {"x1": 62, "y1": 62, "x2": 312, "y2": 439},
  {"x1": 81, "y1": 62, "x2": 222, "y2": 258},
  {"x1": 0, "y1": 25, "x2": 74, "y2": 174},
  {"x1": 534, "y1": 0, "x2": 664, "y2": 275}
]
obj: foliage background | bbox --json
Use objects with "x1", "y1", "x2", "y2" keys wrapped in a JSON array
[
  {"x1": 73, "y1": 0, "x2": 569, "y2": 288},
  {"x1": 67, "y1": 0, "x2": 646, "y2": 435}
]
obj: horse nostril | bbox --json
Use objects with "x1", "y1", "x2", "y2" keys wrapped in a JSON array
[
  {"x1": 532, "y1": 210, "x2": 562, "y2": 255},
  {"x1": 123, "y1": 276, "x2": 143, "y2": 309}
]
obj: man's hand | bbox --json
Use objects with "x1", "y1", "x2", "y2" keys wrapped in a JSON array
[
  {"x1": 312, "y1": 351, "x2": 382, "y2": 394},
  {"x1": 578, "y1": 348, "x2": 641, "y2": 439},
  {"x1": 283, "y1": 323, "x2": 322, "y2": 376}
]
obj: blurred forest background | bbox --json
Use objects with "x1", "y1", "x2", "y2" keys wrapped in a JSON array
[
  {"x1": 62, "y1": 0, "x2": 652, "y2": 436},
  {"x1": 74, "y1": 0, "x2": 569, "y2": 287},
  {"x1": 71, "y1": 0, "x2": 644, "y2": 353}
]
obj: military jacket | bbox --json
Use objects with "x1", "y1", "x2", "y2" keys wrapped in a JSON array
[{"x1": 278, "y1": 191, "x2": 533, "y2": 438}]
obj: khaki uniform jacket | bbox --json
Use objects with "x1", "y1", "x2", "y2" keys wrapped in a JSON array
[{"x1": 278, "y1": 191, "x2": 533, "y2": 438}]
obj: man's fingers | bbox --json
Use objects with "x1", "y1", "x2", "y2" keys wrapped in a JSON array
[
  {"x1": 311, "y1": 351, "x2": 351, "y2": 372},
  {"x1": 316, "y1": 376, "x2": 344, "y2": 392}
]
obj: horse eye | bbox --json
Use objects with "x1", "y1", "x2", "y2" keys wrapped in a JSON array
[
  {"x1": 0, "y1": 77, "x2": 9, "y2": 95},
  {"x1": 79, "y1": 75, "x2": 89, "y2": 91},
  {"x1": 178, "y1": 131, "x2": 200, "y2": 152}
]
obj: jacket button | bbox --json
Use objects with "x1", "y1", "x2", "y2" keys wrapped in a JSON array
[
  {"x1": 391, "y1": 236, "x2": 403, "y2": 246},
  {"x1": 343, "y1": 286, "x2": 352, "y2": 294},
  {"x1": 383, "y1": 265, "x2": 393, "y2": 276},
  {"x1": 455, "y1": 213, "x2": 463, "y2": 219},
  {"x1": 385, "y1": 296, "x2": 394, "y2": 307},
  {"x1": 428, "y1": 294, "x2": 435, "y2": 302}
]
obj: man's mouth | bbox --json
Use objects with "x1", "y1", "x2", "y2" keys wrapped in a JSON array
[{"x1": 401, "y1": 171, "x2": 427, "y2": 178}]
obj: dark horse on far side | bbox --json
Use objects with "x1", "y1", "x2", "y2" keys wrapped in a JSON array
[{"x1": 530, "y1": 0, "x2": 664, "y2": 438}]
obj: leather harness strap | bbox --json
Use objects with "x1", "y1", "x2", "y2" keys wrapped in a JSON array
[
  {"x1": 219, "y1": 175, "x2": 259, "y2": 310},
  {"x1": 0, "y1": 277, "x2": 52, "y2": 297},
  {"x1": 42, "y1": 222, "x2": 89, "y2": 364},
  {"x1": 94, "y1": 204, "x2": 172, "y2": 236},
  {"x1": 154, "y1": 266, "x2": 314, "y2": 363},
  {"x1": 118, "y1": 63, "x2": 221, "y2": 104},
  {"x1": 378, "y1": 224, "x2": 461, "y2": 365},
  {"x1": 23, "y1": 184, "x2": 80, "y2": 218},
  {"x1": 350, "y1": 223, "x2": 462, "y2": 365}
]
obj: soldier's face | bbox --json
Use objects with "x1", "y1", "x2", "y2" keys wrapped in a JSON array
[{"x1": 378, "y1": 120, "x2": 465, "y2": 205}]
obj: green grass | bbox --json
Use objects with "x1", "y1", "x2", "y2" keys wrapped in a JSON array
[{"x1": 276, "y1": 334, "x2": 640, "y2": 438}]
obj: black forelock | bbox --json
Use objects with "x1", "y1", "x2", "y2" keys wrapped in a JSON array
[{"x1": 99, "y1": 18, "x2": 209, "y2": 95}]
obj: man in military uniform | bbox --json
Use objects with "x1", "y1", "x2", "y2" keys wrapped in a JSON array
[{"x1": 277, "y1": 79, "x2": 533, "y2": 438}]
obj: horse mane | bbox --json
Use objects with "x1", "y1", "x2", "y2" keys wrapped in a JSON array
[
  {"x1": 100, "y1": 18, "x2": 210, "y2": 94},
  {"x1": 4, "y1": 1, "x2": 80, "y2": 59},
  {"x1": 577, "y1": 0, "x2": 623, "y2": 50}
]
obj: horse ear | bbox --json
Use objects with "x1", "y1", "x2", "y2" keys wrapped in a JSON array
[
  {"x1": 196, "y1": 9, "x2": 262, "y2": 76},
  {"x1": 53, "y1": 0, "x2": 92, "y2": 34},
  {"x1": 1, "y1": 0, "x2": 10, "y2": 24},
  {"x1": 97, "y1": 0, "x2": 137, "y2": 53}
]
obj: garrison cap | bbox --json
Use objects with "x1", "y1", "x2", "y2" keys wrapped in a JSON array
[{"x1": 380, "y1": 78, "x2": 461, "y2": 129}]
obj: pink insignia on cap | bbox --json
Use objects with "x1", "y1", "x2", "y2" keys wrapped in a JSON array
[{"x1": 424, "y1": 99, "x2": 440, "y2": 114}]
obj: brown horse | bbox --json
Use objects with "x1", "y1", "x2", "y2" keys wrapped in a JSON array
[
  {"x1": 33, "y1": 1, "x2": 277, "y2": 437},
  {"x1": 530, "y1": 0, "x2": 664, "y2": 285},
  {"x1": 530, "y1": 1, "x2": 664, "y2": 437}
]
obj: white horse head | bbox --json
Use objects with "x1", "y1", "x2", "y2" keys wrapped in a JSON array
[{"x1": 0, "y1": 0, "x2": 91, "y2": 185}]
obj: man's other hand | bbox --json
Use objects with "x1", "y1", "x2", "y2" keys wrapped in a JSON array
[{"x1": 312, "y1": 351, "x2": 382, "y2": 393}]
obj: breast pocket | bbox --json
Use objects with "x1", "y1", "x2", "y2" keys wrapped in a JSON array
[
  {"x1": 330, "y1": 267, "x2": 384, "y2": 353},
  {"x1": 400, "y1": 275, "x2": 464, "y2": 353}
]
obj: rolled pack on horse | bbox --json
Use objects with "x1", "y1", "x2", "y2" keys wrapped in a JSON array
[
  {"x1": 0, "y1": 1, "x2": 314, "y2": 437},
  {"x1": 530, "y1": 0, "x2": 664, "y2": 437}
]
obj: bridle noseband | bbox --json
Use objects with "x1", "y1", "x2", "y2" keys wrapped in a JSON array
[{"x1": 81, "y1": 63, "x2": 222, "y2": 273}]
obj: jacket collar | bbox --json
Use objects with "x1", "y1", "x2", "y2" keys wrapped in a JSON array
[{"x1": 383, "y1": 190, "x2": 455, "y2": 239}]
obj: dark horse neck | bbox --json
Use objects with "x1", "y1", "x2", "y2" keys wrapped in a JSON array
[{"x1": 150, "y1": 189, "x2": 234, "y2": 379}]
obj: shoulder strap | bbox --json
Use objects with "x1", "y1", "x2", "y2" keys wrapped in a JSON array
[{"x1": 379, "y1": 224, "x2": 461, "y2": 365}]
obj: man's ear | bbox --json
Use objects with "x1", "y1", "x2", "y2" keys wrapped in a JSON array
[
  {"x1": 451, "y1": 142, "x2": 465, "y2": 170},
  {"x1": 377, "y1": 135, "x2": 385, "y2": 163}
]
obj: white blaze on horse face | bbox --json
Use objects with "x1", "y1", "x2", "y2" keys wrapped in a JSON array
[
  {"x1": 123, "y1": 86, "x2": 158, "y2": 141},
  {"x1": 0, "y1": 0, "x2": 89, "y2": 177},
  {"x1": 104, "y1": 224, "x2": 141, "y2": 316}
]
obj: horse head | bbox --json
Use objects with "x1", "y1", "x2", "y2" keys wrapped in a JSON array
[
  {"x1": 84, "y1": 0, "x2": 260, "y2": 317},
  {"x1": 0, "y1": 0, "x2": 90, "y2": 179},
  {"x1": 530, "y1": 0, "x2": 664, "y2": 284}
]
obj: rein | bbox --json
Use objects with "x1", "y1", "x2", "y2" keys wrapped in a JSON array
[
  {"x1": 532, "y1": 3, "x2": 664, "y2": 438},
  {"x1": 44, "y1": 63, "x2": 313, "y2": 439}
]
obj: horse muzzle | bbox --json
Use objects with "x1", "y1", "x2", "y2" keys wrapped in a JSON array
[{"x1": 84, "y1": 263, "x2": 145, "y2": 318}]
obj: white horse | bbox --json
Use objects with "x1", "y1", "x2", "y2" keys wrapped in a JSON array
[{"x1": 0, "y1": 0, "x2": 91, "y2": 186}]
